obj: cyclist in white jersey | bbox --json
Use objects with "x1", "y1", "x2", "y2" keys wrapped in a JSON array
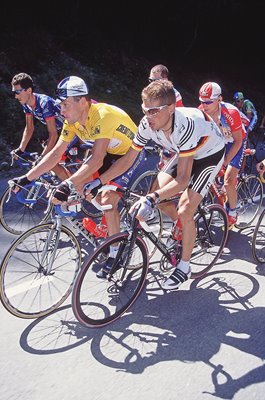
[{"x1": 85, "y1": 80, "x2": 225, "y2": 290}]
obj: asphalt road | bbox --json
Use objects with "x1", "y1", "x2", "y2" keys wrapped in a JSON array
[{"x1": 0, "y1": 174, "x2": 265, "y2": 400}]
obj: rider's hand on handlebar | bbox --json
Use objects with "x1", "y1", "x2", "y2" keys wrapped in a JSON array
[
  {"x1": 129, "y1": 195, "x2": 155, "y2": 222},
  {"x1": 51, "y1": 181, "x2": 72, "y2": 204},
  {"x1": 83, "y1": 178, "x2": 102, "y2": 198},
  {"x1": 11, "y1": 148, "x2": 24, "y2": 160},
  {"x1": 9, "y1": 175, "x2": 31, "y2": 193}
]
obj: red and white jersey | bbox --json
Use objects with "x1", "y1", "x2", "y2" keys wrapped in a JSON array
[
  {"x1": 239, "y1": 110, "x2": 250, "y2": 131},
  {"x1": 174, "y1": 88, "x2": 183, "y2": 107},
  {"x1": 132, "y1": 107, "x2": 225, "y2": 160},
  {"x1": 219, "y1": 102, "x2": 246, "y2": 143}
]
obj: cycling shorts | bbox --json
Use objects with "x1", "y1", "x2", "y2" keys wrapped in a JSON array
[
  {"x1": 162, "y1": 148, "x2": 225, "y2": 198},
  {"x1": 225, "y1": 137, "x2": 247, "y2": 170},
  {"x1": 109, "y1": 148, "x2": 155, "y2": 188}
]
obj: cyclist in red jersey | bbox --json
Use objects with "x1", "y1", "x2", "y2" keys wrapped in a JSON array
[{"x1": 199, "y1": 82, "x2": 247, "y2": 228}]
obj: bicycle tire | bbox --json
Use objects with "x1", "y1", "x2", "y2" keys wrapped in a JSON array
[
  {"x1": 234, "y1": 174, "x2": 263, "y2": 230},
  {"x1": 72, "y1": 232, "x2": 149, "y2": 328},
  {"x1": 190, "y1": 203, "x2": 228, "y2": 279},
  {"x1": 0, "y1": 184, "x2": 53, "y2": 235},
  {"x1": 0, "y1": 223, "x2": 82, "y2": 319},
  {"x1": 252, "y1": 207, "x2": 265, "y2": 263}
]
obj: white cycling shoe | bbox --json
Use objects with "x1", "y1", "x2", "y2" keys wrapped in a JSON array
[{"x1": 161, "y1": 268, "x2": 191, "y2": 290}]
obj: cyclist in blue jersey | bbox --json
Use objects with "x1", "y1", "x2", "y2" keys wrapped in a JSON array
[{"x1": 11, "y1": 72, "x2": 69, "y2": 180}]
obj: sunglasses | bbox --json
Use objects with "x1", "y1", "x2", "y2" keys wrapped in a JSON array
[
  {"x1": 235, "y1": 99, "x2": 243, "y2": 102},
  {"x1": 148, "y1": 77, "x2": 161, "y2": 83},
  {"x1": 12, "y1": 88, "x2": 28, "y2": 95},
  {"x1": 200, "y1": 100, "x2": 215, "y2": 105},
  {"x1": 142, "y1": 104, "x2": 168, "y2": 117}
]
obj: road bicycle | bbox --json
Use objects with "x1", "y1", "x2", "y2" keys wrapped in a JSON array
[
  {"x1": 0, "y1": 146, "x2": 89, "y2": 235},
  {"x1": 72, "y1": 185, "x2": 229, "y2": 328},
  {"x1": 209, "y1": 149, "x2": 263, "y2": 230},
  {"x1": 0, "y1": 168, "x2": 161, "y2": 319},
  {"x1": 0, "y1": 152, "x2": 60, "y2": 235},
  {"x1": 251, "y1": 206, "x2": 265, "y2": 263},
  {"x1": 0, "y1": 144, "x2": 161, "y2": 235}
]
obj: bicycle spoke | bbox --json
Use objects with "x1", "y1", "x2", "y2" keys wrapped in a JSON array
[
  {"x1": 190, "y1": 204, "x2": 228, "y2": 278},
  {"x1": 72, "y1": 233, "x2": 148, "y2": 327},
  {"x1": 235, "y1": 174, "x2": 263, "y2": 229},
  {"x1": 0, "y1": 224, "x2": 81, "y2": 318}
]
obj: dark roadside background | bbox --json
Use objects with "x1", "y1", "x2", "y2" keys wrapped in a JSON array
[{"x1": 1, "y1": 1, "x2": 265, "y2": 174}]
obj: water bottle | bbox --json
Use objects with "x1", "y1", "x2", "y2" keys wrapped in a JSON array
[
  {"x1": 82, "y1": 217, "x2": 107, "y2": 238},
  {"x1": 172, "y1": 218, "x2": 182, "y2": 241}
]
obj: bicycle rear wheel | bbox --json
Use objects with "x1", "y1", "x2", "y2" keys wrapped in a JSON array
[
  {"x1": 0, "y1": 223, "x2": 82, "y2": 318},
  {"x1": 72, "y1": 232, "x2": 149, "y2": 328},
  {"x1": 190, "y1": 203, "x2": 228, "y2": 279},
  {"x1": 0, "y1": 184, "x2": 53, "y2": 235},
  {"x1": 235, "y1": 174, "x2": 263, "y2": 230},
  {"x1": 252, "y1": 208, "x2": 265, "y2": 263}
]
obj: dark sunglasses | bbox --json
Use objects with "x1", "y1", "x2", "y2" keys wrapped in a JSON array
[
  {"x1": 148, "y1": 77, "x2": 161, "y2": 83},
  {"x1": 12, "y1": 88, "x2": 28, "y2": 95},
  {"x1": 200, "y1": 100, "x2": 215, "y2": 105}
]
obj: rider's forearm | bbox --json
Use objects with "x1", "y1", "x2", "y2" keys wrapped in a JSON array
[
  {"x1": 19, "y1": 127, "x2": 34, "y2": 152},
  {"x1": 149, "y1": 177, "x2": 189, "y2": 202},
  {"x1": 26, "y1": 151, "x2": 62, "y2": 181},
  {"x1": 68, "y1": 157, "x2": 103, "y2": 189},
  {"x1": 41, "y1": 130, "x2": 58, "y2": 156}
]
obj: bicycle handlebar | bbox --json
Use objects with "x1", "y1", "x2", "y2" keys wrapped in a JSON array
[
  {"x1": 90, "y1": 185, "x2": 121, "y2": 211},
  {"x1": 90, "y1": 184, "x2": 152, "y2": 232}
]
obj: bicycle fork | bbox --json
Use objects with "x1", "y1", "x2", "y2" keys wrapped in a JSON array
[{"x1": 39, "y1": 219, "x2": 62, "y2": 275}]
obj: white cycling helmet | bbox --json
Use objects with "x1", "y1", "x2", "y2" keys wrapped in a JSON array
[
  {"x1": 199, "y1": 82, "x2": 222, "y2": 101},
  {"x1": 56, "y1": 76, "x2": 89, "y2": 103}
]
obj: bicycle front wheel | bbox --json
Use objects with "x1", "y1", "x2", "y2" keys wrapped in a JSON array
[
  {"x1": 235, "y1": 174, "x2": 263, "y2": 230},
  {"x1": 252, "y1": 208, "x2": 265, "y2": 263},
  {"x1": 122, "y1": 169, "x2": 163, "y2": 260},
  {"x1": 72, "y1": 232, "x2": 149, "y2": 328},
  {"x1": 191, "y1": 203, "x2": 228, "y2": 279},
  {"x1": 0, "y1": 223, "x2": 82, "y2": 318},
  {"x1": 0, "y1": 185, "x2": 53, "y2": 235}
]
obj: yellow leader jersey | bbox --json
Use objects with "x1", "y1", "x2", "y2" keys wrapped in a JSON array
[{"x1": 59, "y1": 102, "x2": 137, "y2": 155}]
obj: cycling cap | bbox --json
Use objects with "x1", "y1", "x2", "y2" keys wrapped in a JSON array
[
  {"x1": 199, "y1": 82, "x2": 222, "y2": 101},
  {"x1": 233, "y1": 91, "x2": 244, "y2": 101},
  {"x1": 56, "y1": 76, "x2": 89, "y2": 103}
]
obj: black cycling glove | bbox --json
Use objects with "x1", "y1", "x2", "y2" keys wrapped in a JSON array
[
  {"x1": 10, "y1": 175, "x2": 32, "y2": 191},
  {"x1": 11, "y1": 148, "x2": 24, "y2": 157},
  {"x1": 53, "y1": 181, "x2": 71, "y2": 202},
  {"x1": 83, "y1": 178, "x2": 102, "y2": 197}
]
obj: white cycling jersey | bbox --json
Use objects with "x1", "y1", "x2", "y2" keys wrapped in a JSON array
[{"x1": 132, "y1": 107, "x2": 225, "y2": 159}]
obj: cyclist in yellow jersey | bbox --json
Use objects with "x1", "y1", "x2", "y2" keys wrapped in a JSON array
[
  {"x1": 60, "y1": 101, "x2": 135, "y2": 156},
  {"x1": 10, "y1": 77, "x2": 151, "y2": 275}
]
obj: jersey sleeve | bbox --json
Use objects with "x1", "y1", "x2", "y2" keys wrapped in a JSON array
[
  {"x1": 131, "y1": 118, "x2": 152, "y2": 151},
  {"x1": 39, "y1": 96, "x2": 58, "y2": 120}
]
